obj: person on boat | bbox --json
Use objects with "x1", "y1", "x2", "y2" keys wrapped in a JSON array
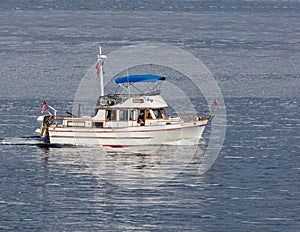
[{"x1": 138, "y1": 112, "x2": 145, "y2": 126}]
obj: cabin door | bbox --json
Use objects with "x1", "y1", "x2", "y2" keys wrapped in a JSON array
[{"x1": 137, "y1": 109, "x2": 145, "y2": 126}]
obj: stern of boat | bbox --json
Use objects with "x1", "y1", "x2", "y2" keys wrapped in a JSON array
[{"x1": 35, "y1": 115, "x2": 53, "y2": 142}]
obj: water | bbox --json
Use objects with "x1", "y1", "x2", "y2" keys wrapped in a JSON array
[{"x1": 1, "y1": 1, "x2": 299, "y2": 231}]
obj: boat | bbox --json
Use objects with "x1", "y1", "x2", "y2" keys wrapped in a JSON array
[{"x1": 35, "y1": 47, "x2": 214, "y2": 147}]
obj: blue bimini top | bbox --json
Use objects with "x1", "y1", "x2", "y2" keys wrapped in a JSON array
[{"x1": 115, "y1": 74, "x2": 166, "y2": 84}]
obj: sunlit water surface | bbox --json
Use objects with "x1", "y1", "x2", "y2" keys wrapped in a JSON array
[{"x1": 0, "y1": 0, "x2": 299, "y2": 231}]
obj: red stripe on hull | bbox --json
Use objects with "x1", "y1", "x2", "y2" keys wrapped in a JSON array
[{"x1": 49, "y1": 124, "x2": 207, "y2": 134}]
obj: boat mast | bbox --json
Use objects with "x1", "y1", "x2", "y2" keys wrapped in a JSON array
[{"x1": 97, "y1": 46, "x2": 107, "y2": 97}]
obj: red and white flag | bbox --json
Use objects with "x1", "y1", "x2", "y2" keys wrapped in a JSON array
[
  {"x1": 213, "y1": 99, "x2": 219, "y2": 107},
  {"x1": 96, "y1": 63, "x2": 100, "y2": 76},
  {"x1": 41, "y1": 99, "x2": 48, "y2": 114}
]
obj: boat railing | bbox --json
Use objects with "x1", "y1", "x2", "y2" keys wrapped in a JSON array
[
  {"x1": 179, "y1": 114, "x2": 198, "y2": 122},
  {"x1": 98, "y1": 91, "x2": 160, "y2": 106},
  {"x1": 178, "y1": 114, "x2": 213, "y2": 122}
]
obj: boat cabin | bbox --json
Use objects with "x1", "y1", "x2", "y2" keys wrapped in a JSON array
[
  {"x1": 57, "y1": 74, "x2": 179, "y2": 129},
  {"x1": 61, "y1": 107, "x2": 168, "y2": 129}
]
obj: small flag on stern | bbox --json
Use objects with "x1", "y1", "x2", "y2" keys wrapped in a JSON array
[
  {"x1": 213, "y1": 99, "x2": 219, "y2": 107},
  {"x1": 41, "y1": 99, "x2": 48, "y2": 114}
]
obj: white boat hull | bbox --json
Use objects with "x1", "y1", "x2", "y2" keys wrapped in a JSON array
[{"x1": 48, "y1": 120, "x2": 208, "y2": 146}]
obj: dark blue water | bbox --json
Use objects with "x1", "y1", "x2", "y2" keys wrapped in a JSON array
[{"x1": 1, "y1": 1, "x2": 299, "y2": 231}]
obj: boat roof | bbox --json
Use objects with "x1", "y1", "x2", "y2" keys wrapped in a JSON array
[{"x1": 115, "y1": 74, "x2": 166, "y2": 84}]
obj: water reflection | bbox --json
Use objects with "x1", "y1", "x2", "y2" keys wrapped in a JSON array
[{"x1": 36, "y1": 142, "x2": 205, "y2": 189}]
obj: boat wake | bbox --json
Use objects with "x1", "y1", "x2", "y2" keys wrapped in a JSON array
[
  {"x1": 0, "y1": 136, "x2": 47, "y2": 146},
  {"x1": 162, "y1": 138, "x2": 206, "y2": 146}
]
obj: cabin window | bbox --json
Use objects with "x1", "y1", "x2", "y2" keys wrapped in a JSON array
[
  {"x1": 138, "y1": 109, "x2": 145, "y2": 120},
  {"x1": 129, "y1": 110, "x2": 136, "y2": 120},
  {"x1": 106, "y1": 110, "x2": 117, "y2": 121},
  {"x1": 153, "y1": 109, "x2": 164, "y2": 119},
  {"x1": 119, "y1": 110, "x2": 128, "y2": 121},
  {"x1": 146, "y1": 110, "x2": 154, "y2": 119},
  {"x1": 67, "y1": 121, "x2": 85, "y2": 127},
  {"x1": 160, "y1": 109, "x2": 166, "y2": 118}
]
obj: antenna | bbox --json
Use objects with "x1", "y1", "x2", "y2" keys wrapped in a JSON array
[{"x1": 96, "y1": 46, "x2": 107, "y2": 97}]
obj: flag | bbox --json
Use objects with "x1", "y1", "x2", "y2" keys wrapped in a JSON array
[
  {"x1": 96, "y1": 63, "x2": 100, "y2": 76},
  {"x1": 41, "y1": 99, "x2": 48, "y2": 114},
  {"x1": 213, "y1": 99, "x2": 219, "y2": 107}
]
